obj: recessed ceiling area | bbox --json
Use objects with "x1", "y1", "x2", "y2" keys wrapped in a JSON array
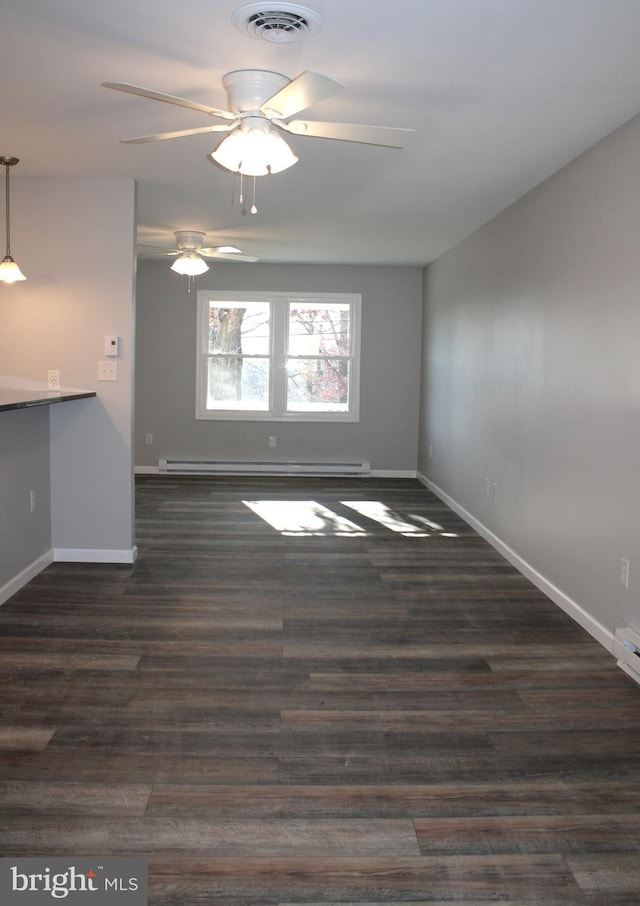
[{"x1": 4, "y1": 0, "x2": 640, "y2": 265}]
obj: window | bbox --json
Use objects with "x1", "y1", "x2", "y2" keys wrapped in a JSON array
[{"x1": 196, "y1": 291, "x2": 361, "y2": 421}]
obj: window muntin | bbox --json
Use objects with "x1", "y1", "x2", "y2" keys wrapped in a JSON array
[{"x1": 196, "y1": 292, "x2": 360, "y2": 421}]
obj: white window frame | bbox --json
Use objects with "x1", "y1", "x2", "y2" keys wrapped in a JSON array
[{"x1": 196, "y1": 290, "x2": 361, "y2": 422}]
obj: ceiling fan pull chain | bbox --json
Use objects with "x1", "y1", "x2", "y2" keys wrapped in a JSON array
[
  {"x1": 231, "y1": 172, "x2": 238, "y2": 209},
  {"x1": 251, "y1": 175, "x2": 258, "y2": 214},
  {"x1": 239, "y1": 171, "x2": 249, "y2": 215}
]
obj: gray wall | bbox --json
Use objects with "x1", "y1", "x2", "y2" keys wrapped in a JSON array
[
  {"x1": 0, "y1": 175, "x2": 137, "y2": 575},
  {"x1": 136, "y1": 261, "x2": 423, "y2": 473},
  {"x1": 418, "y1": 113, "x2": 640, "y2": 646}
]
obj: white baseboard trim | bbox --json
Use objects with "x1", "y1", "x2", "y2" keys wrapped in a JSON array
[
  {"x1": 0, "y1": 550, "x2": 54, "y2": 606},
  {"x1": 53, "y1": 547, "x2": 138, "y2": 564},
  {"x1": 135, "y1": 465, "x2": 160, "y2": 474},
  {"x1": 417, "y1": 471, "x2": 614, "y2": 655}
]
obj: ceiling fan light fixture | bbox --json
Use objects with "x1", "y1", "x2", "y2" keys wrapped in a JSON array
[
  {"x1": 0, "y1": 156, "x2": 26, "y2": 284},
  {"x1": 170, "y1": 250, "x2": 209, "y2": 276},
  {"x1": 210, "y1": 120, "x2": 298, "y2": 176}
]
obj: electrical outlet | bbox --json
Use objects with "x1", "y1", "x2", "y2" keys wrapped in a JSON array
[
  {"x1": 145, "y1": 433, "x2": 153, "y2": 445},
  {"x1": 269, "y1": 436, "x2": 277, "y2": 448},
  {"x1": 47, "y1": 370, "x2": 60, "y2": 391}
]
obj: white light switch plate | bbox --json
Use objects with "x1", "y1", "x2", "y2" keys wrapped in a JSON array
[{"x1": 98, "y1": 361, "x2": 118, "y2": 381}]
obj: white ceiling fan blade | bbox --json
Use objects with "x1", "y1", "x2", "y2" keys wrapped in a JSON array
[
  {"x1": 120, "y1": 124, "x2": 237, "y2": 144},
  {"x1": 137, "y1": 243, "x2": 258, "y2": 262},
  {"x1": 200, "y1": 248, "x2": 259, "y2": 262},
  {"x1": 282, "y1": 119, "x2": 415, "y2": 148},
  {"x1": 261, "y1": 70, "x2": 345, "y2": 119},
  {"x1": 102, "y1": 81, "x2": 237, "y2": 119}
]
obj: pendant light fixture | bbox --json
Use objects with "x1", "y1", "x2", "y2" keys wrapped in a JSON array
[{"x1": 0, "y1": 156, "x2": 26, "y2": 284}]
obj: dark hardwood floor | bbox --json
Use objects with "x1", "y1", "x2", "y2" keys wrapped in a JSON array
[{"x1": 1, "y1": 475, "x2": 640, "y2": 904}]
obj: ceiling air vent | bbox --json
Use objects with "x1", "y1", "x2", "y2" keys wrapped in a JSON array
[{"x1": 232, "y1": 3, "x2": 324, "y2": 43}]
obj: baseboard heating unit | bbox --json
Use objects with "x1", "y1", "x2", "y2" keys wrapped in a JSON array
[
  {"x1": 158, "y1": 458, "x2": 371, "y2": 477},
  {"x1": 613, "y1": 627, "x2": 640, "y2": 686}
]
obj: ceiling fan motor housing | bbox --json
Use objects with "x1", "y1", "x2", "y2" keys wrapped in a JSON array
[
  {"x1": 222, "y1": 69, "x2": 290, "y2": 114},
  {"x1": 232, "y1": 3, "x2": 324, "y2": 43},
  {"x1": 174, "y1": 230, "x2": 206, "y2": 251}
]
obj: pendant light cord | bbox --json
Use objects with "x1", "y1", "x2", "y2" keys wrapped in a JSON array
[
  {"x1": 1, "y1": 156, "x2": 20, "y2": 259},
  {"x1": 4, "y1": 161, "x2": 12, "y2": 257}
]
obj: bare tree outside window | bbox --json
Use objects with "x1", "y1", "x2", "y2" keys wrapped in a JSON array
[
  {"x1": 287, "y1": 303, "x2": 351, "y2": 412},
  {"x1": 206, "y1": 301, "x2": 270, "y2": 410},
  {"x1": 209, "y1": 306, "x2": 246, "y2": 400}
]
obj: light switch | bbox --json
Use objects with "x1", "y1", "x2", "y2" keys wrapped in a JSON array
[{"x1": 98, "y1": 361, "x2": 118, "y2": 381}]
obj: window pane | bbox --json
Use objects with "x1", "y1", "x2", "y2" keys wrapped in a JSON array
[
  {"x1": 286, "y1": 358, "x2": 350, "y2": 412},
  {"x1": 288, "y1": 302, "x2": 350, "y2": 357},
  {"x1": 208, "y1": 301, "x2": 270, "y2": 356},
  {"x1": 207, "y1": 357, "x2": 270, "y2": 411}
]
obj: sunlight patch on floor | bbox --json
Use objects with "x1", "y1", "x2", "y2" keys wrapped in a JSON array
[
  {"x1": 409, "y1": 513, "x2": 458, "y2": 538},
  {"x1": 341, "y1": 501, "x2": 429, "y2": 537},
  {"x1": 243, "y1": 500, "x2": 367, "y2": 536},
  {"x1": 243, "y1": 499, "x2": 458, "y2": 539}
]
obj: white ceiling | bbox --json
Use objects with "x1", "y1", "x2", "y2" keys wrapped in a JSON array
[{"x1": 4, "y1": 0, "x2": 640, "y2": 265}]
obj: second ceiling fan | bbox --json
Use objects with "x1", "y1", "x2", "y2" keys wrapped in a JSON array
[
  {"x1": 140, "y1": 231, "x2": 259, "y2": 289},
  {"x1": 140, "y1": 230, "x2": 259, "y2": 273}
]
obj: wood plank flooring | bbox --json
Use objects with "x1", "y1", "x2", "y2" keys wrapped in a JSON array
[{"x1": 1, "y1": 475, "x2": 640, "y2": 904}]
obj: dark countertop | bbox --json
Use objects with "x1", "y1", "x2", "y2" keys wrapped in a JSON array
[{"x1": 0, "y1": 387, "x2": 97, "y2": 412}]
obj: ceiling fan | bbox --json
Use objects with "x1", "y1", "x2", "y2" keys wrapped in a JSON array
[
  {"x1": 102, "y1": 69, "x2": 415, "y2": 172},
  {"x1": 140, "y1": 230, "x2": 259, "y2": 262},
  {"x1": 140, "y1": 230, "x2": 259, "y2": 285}
]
